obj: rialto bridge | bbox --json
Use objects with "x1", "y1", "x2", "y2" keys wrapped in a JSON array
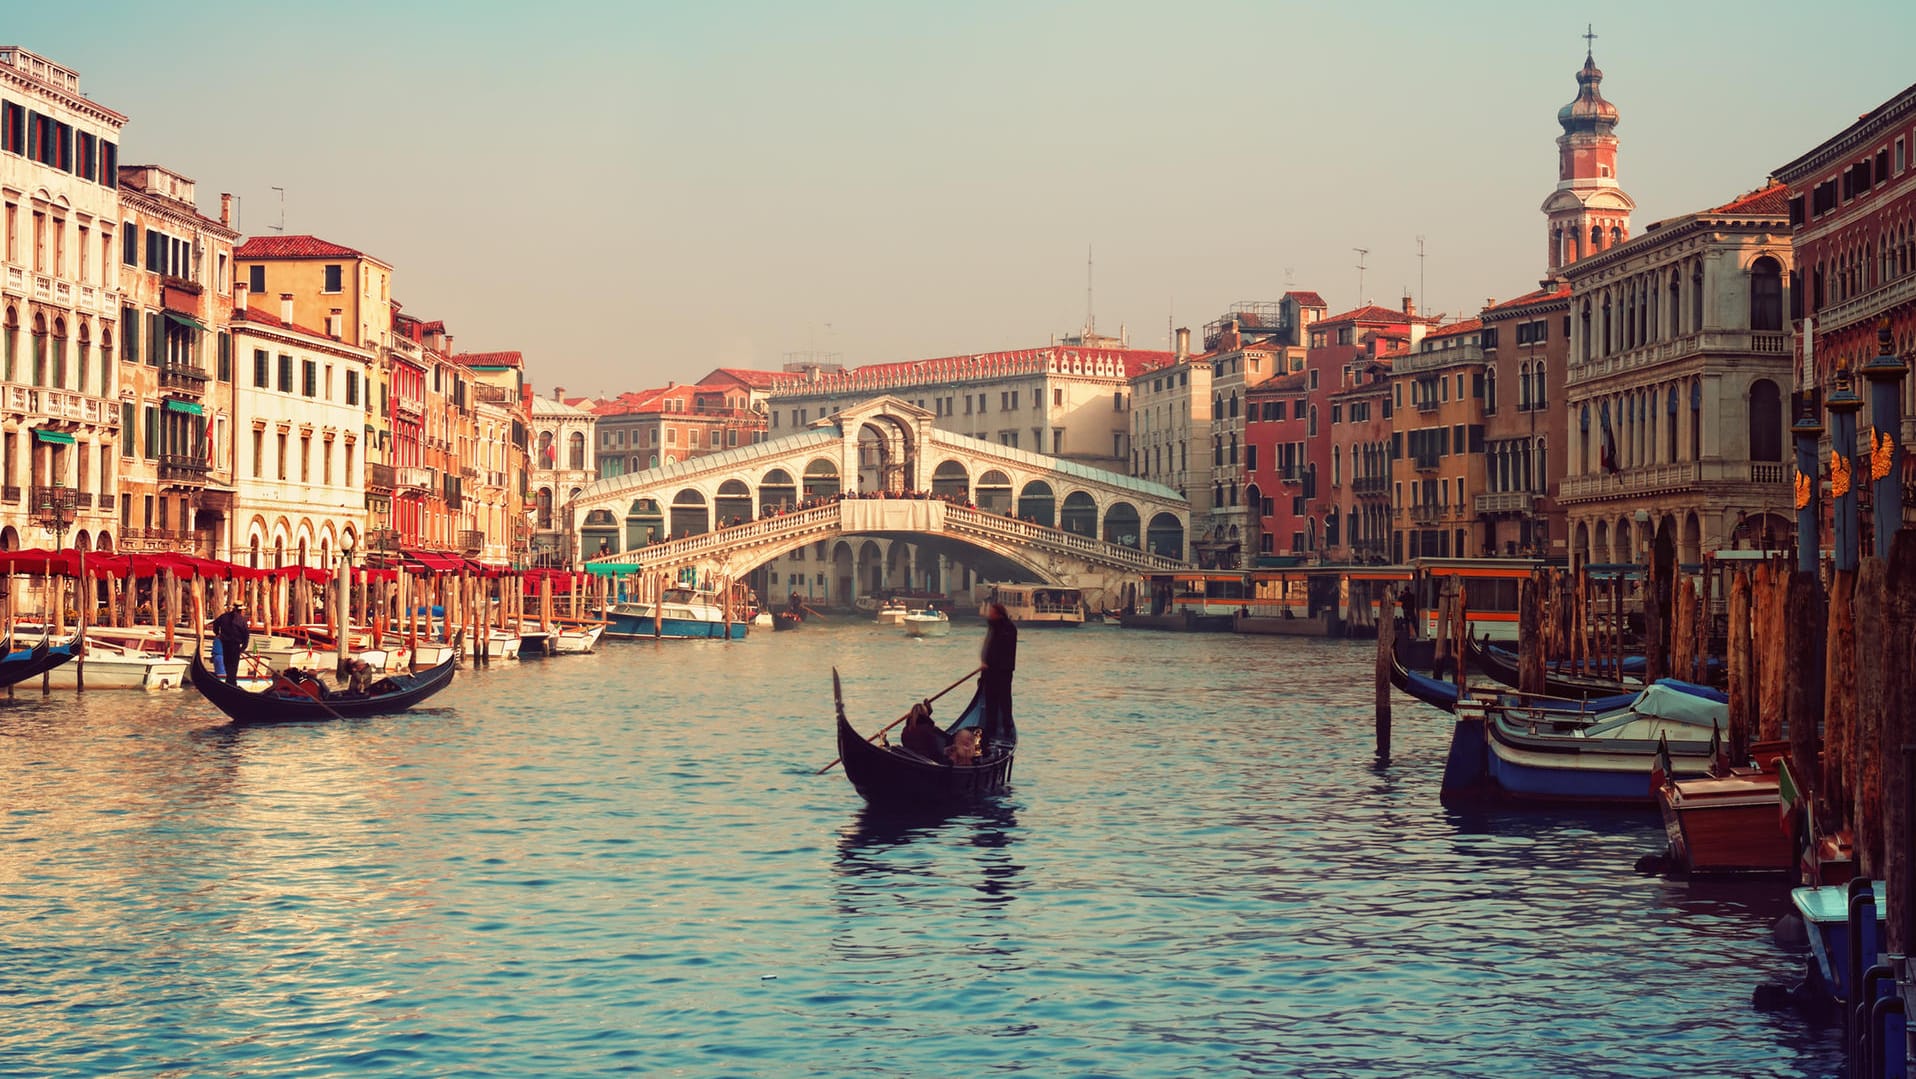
[{"x1": 567, "y1": 398, "x2": 1192, "y2": 608}]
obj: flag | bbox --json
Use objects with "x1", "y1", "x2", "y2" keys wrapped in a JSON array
[
  {"x1": 1599, "y1": 402, "x2": 1618, "y2": 475},
  {"x1": 205, "y1": 416, "x2": 216, "y2": 464},
  {"x1": 1709, "y1": 721, "x2": 1725, "y2": 776},
  {"x1": 1777, "y1": 759, "x2": 1801, "y2": 836},
  {"x1": 1649, "y1": 731, "x2": 1673, "y2": 797}
]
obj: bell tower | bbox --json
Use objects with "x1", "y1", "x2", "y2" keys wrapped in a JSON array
[{"x1": 1542, "y1": 28, "x2": 1635, "y2": 275}]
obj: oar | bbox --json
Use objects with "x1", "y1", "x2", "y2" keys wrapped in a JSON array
[
  {"x1": 815, "y1": 665, "x2": 982, "y2": 774},
  {"x1": 802, "y1": 604, "x2": 830, "y2": 620}
]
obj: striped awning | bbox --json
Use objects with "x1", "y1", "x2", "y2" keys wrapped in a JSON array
[
  {"x1": 31, "y1": 428, "x2": 74, "y2": 445},
  {"x1": 164, "y1": 399, "x2": 204, "y2": 415}
]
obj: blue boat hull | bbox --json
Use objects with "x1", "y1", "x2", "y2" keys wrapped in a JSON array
[{"x1": 604, "y1": 612, "x2": 747, "y2": 640}]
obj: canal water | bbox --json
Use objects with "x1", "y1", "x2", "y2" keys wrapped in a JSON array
[{"x1": 0, "y1": 622, "x2": 1841, "y2": 1076}]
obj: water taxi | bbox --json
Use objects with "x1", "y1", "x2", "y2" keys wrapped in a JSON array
[
  {"x1": 978, "y1": 583, "x2": 1083, "y2": 627},
  {"x1": 902, "y1": 609, "x2": 951, "y2": 638},
  {"x1": 874, "y1": 599, "x2": 910, "y2": 625},
  {"x1": 604, "y1": 587, "x2": 749, "y2": 640}
]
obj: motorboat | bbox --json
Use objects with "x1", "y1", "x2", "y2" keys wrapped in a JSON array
[
  {"x1": 874, "y1": 600, "x2": 909, "y2": 626},
  {"x1": 902, "y1": 609, "x2": 950, "y2": 638},
  {"x1": 604, "y1": 587, "x2": 748, "y2": 640}
]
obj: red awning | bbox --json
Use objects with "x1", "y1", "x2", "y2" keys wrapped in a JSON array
[{"x1": 401, "y1": 551, "x2": 466, "y2": 573}]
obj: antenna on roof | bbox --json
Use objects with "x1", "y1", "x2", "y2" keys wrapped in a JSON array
[
  {"x1": 270, "y1": 186, "x2": 285, "y2": 233},
  {"x1": 1353, "y1": 248, "x2": 1369, "y2": 307},
  {"x1": 1283, "y1": 267, "x2": 1296, "y2": 288},
  {"x1": 1085, "y1": 244, "x2": 1095, "y2": 336},
  {"x1": 1416, "y1": 236, "x2": 1427, "y2": 313}
]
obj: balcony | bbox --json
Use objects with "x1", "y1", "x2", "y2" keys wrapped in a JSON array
[
  {"x1": 1351, "y1": 476, "x2": 1389, "y2": 496},
  {"x1": 1750, "y1": 462, "x2": 1789, "y2": 484},
  {"x1": 4, "y1": 385, "x2": 115, "y2": 427},
  {"x1": 159, "y1": 453, "x2": 211, "y2": 483},
  {"x1": 29, "y1": 485, "x2": 76, "y2": 519},
  {"x1": 394, "y1": 392, "x2": 425, "y2": 419},
  {"x1": 474, "y1": 383, "x2": 513, "y2": 406},
  {"x1": 73, "y1": 491, "x2": 93, "y2": 509},
  {"x1": 368, "y1": 462, "x2": 396, "y2": 491},
  {"x1": 458, "y1": 529, "x2": 485, "y2": 553},
  {"x1": 159, "y1": 361, "x2": 210, "y2": 391},
  {"x1": 1566, "y1": 330, "x2": 1795, "y2": 387},
  {"x1": 1475, "y1": 491, "x2": 1534, "y2": 515},
  {"x1": 395, "y1": 466, "x2": 432, "y2": 492},
  {"x1": 1412, "y1": 454, "x2": 1441, "y2": 473},
  {"x1": 1409, "y1": 504, "x2": 1443, "y2": 526}
]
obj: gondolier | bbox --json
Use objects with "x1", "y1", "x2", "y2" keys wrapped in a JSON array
[
  {"x1": 980, "y1": 602, "x2": 1017, "y2": 747},
  {"x1": 212, "y1": 602, "x2": 251, "y2": 686}
]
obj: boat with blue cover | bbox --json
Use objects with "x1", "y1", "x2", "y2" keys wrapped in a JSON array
[
  {"x1": 603, "y1": 587, "x2": 748, "y2": 640},
  {"x1": 1443, "y1": 680, "x2": 1729, "y2": 805}
]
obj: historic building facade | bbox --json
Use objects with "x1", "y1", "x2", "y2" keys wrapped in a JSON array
[
  {"x1": 1773, "y1": 79, "x2": 1916, "y2": 491},
  {"x1": 1127, "y1": 327, "x2": 1211, "y2": 561},
  {"x1": 1199, "y1": 295, "x2": 1322, "y2": 567},
  {"x1": 229, "y1": 290, "x2": 368, "y2": 569},
  {"x1": 530, "y1": 386, "x2": 596, "y2": 564},
  {"x1": 115, "y1": 164, "x2": 239, "y2": 557},
  {"x1": 1542, "y1": 44, "x2": 1634, "y2": 273},
  {"x1": 456, "y1": 351, "x2": 530, "y2": 567},
  {"x1": 1477, "y1": 286, "x2": 1571, "y2": 558},
  {"x1": 0, "y1": 47, "x2": 124, "y2": 553},
  {"x1": 1389, "y1": 320, "x2": 1488, "y2": 560},
  {"x1": 1560, "y1": 184, "x2": 1796, "y2": 566}
]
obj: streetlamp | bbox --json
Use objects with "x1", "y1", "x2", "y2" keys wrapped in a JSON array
[{"x1": 34, "y1": 482, "x2": 75, "y2": 550}]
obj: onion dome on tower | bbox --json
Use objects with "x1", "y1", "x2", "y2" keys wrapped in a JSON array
[{"x1": 1557, "y1": 49, "x2": 1620, "y2": 136}]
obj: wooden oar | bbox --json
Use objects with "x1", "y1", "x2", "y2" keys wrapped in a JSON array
[
  {"x1": 802, "y1": 604, "x2": 830, "y2": 620},
  {"x1": 815, "y1": 665, "x2": 981, "y2": 774}
]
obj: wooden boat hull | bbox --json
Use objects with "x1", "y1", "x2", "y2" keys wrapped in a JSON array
[
  {"x1": 1483, "y1": 711, "x2": 1717, "y2": 804},
  {"x1": 834, "y1": 682, "x2": 1015, "y2": 810},
  {"x1": 903, "y1": 618, "x2": 950, "y2": 638},
  {"x1": 1658, "y1": 771, "x2": 1791, "y2": 874},
  {"x1": 0, "y1": 639, "x2": 63, "y2": 689},
  {"x1": 1389, "y1": 641, "x2": 1637, "y2": 716},
  {"x1": 773, "y1": 612, "x2": 802, "y2": 631},
  {"x1": 1792, "y1": 881, "x2": 1887, "y2": 1005},
  {"x1": 49, "y1": 652, "x2": 188, "y2": 690},
  {"x1": 187, "y1": 651, "x2": 456, "y2": 724}
]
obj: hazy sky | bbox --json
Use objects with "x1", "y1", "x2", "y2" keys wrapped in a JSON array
[{"x1": 16, "y1": 1, "x2": 1916, "y2": 394}]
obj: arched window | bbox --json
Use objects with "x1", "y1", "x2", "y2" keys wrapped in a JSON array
[
  {"x1": 1750, "y1": 256, "x2": 1783, "y2": 331},
  {"x1": 1532, "y1": 362, "x2": 1547, "y2": 409},
  {"x1": 1666, "y1": 387, "x2": 1680, "y2": 461},
  {"x1": 1228, "y1": 391, "x2": 1238, "y2": 419},
  {"x1": 1692, "y1": 261, "x2": 1705, "y2": 330},
  {"x1": 52, "y1": 317, "x2": 68, "y2": 389},
  {"x1": 3, "y1": 305, "x2": 17, "y2": 382},
  {"x1": 1212, "y1": 436, "x2": 1221, "y2": 467},
  {"x1": 1748, "y1": 378, "x2": 1783, "y2": 462},
  {"x1": 31, "y1": 312, "x2": 47, "y2": 386},
  {"x1": 568, "y1": 431, "x2": 586, "y2": 470},
  {"x1": 1689, "y1": 377, "x2": 1703, "y2": 462},
  {"x1": 1227, "y1": 434, "x2": 1237, "y2": 466},
  {"x1": 1669, "y1": 269, "x2": 1681, "y2": 337},
  {"x1": 1518, "y1": 362, "x2": 1533, "y2": 410},
  {"x1": 1332, "y1": 445, "x2": 1341, "y2": 487},
  {"x1": 76, "y1": 323, "x2": 90, "y2": 396},
  {"x1": 1307, "y1": 405, "x2": 1317, "y2": 437},
  {"x1": 1580, "y1": 301, "x2": 1592, "y2": 362},
  {"x1": 1484, "y1": 367, "x2": 1497, "y2": 413},
  {"x1": 1601, "y1": 295, "x2": 1613, "y2": 356}
]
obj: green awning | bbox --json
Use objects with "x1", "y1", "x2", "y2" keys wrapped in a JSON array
[
  {"x1": 32, "y1": 428, "x2": 74, "y2": 445},
  {"x1": 164, "y1": 399, "x2": 204, "y2": 416},
  {"x1": 584, "y1": 562, "x2": 641, "y2": 575},
  {"x1": 165, "y1": 311, "x2": 207, "y2": 332}
]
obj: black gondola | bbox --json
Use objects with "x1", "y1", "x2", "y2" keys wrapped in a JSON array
[
  {"x1": 1466, "y1": 633, "x2": 1637, "y2": 701},
  {"x1": 773, "y1": 611, "x2": 803, "y2": 631},
  {"x1": 832, "y1": 669, "x2": 1016, "y2": 809},
  {"x1": 0, "y1": 638, "x2": 65, "y2": 689},
  {"x1": 187, "y1": 650, "x2": 457, "y2": 724},
  {"x1": 1390, "y1": 638, "x2": 1640, "y2": 716}
]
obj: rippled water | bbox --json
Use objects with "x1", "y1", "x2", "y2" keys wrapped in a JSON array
[{"x1": 0, "y1": 622, "x2": 1840, "y2": 1076}]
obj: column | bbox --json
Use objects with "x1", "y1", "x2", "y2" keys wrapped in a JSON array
[
  {"x1": 1862, "y1": 319, "x2": 1907, "y2": 559},
  {"x1": 1827, "y1": 366, "x2": 1862, "y2": 572},
  {"x1": 1793, "y1": 382, "x2": 1824, "y2": 574}
]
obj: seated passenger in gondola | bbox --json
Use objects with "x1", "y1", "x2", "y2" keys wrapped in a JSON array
[
  {"x1": 946, "y1": 727, "x2": 981, "y2": 766},
  {"x1": 900, "y1": 701, "x2": 945, "y2": 761},
  {"x1": 270, "y1": 667, "x2": 326, "y2": 701}
]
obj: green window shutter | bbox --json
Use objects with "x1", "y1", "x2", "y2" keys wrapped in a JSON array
[{"x1": 146, "y1": 311, "x2": 161, "y2": 365}]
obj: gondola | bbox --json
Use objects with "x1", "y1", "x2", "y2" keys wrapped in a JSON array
[
  {"x1": 0, "y1": 637, "x2": 65, "y2": 689},
  {"x1": 1389, "y1": 638, "x2": 1639, "y2": 716},
  {"x1": 773, "y1": 611, "x2": 803, "y2": 631},
  {"x1": 1466, "y1": 633, "x2": 1640, "y2": 701},
  {"x1": 832, "y1": 669, "x2": 1016, "y2": 809},
  {"x1": 187, "y1": 649, "x2": 457, "y2": 724}
]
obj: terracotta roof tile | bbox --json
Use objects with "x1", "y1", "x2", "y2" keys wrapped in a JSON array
[
  {"x1": 454, "y1": 351, "x2": 523, "y2": 368},
  {"x1": 234, "y1": 234, "x2": 370, "y2": 260},
  {"x1": 1283, "y1": 290, "x2": 1328, "y2": 308},
  {"x1": 702, "y1": 367, "x2": 800, "y2": 389},
  {"x1": 231, "y1": 305, "x2": 328, "y2": 339},
  {"x1": 1424, "y1": 318, "x2": 1483, "y2": 340},
  {"x1": 1316, "y1": 303, "x2": 1436, "y2": 327},
  {"x1": 1711, "y1": 181, "x2": 1790, "y2": 217},
  {"x1": 1483, "y1": 284, "x2": 1571, "y2": 313}
]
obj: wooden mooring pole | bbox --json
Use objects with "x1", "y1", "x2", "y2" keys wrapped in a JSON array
[
  {"x1": 1882, "y1": 530, "x2": 1916, "y2": 962},
  {"x1": 1374, "y1": 585, "x2": 1393, "y2": 763}
]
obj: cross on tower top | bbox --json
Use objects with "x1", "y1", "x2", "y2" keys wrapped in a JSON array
[{"x1": 1583, "y1": 24, "x2": 1597, "y2": 58}]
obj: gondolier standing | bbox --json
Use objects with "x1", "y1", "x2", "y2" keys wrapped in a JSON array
[
  {"x1": 980, "y1": 601, "x2": 1017, "y2": 747},
  {"x1": 212, "y1": 602, "x2": 251, "y2": 686}
]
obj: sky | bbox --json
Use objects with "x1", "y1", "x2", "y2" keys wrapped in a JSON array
[{"x1": 15, "y1": 0, "x2": 1916, "y2": 395}]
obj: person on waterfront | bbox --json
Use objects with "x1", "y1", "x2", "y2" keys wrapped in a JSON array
[
  {"x1": 900, "y1": 701, "x2": 944, "y2": 760},
  {"x1": 346, "y1": 658, "x2": 375, "y2": 696},
  {"x1": 979, "y1": 602, "x2": 1017, "y2": 747},
  {"x1": 212, "y1": 602, "x2": 251, "y2": 686}
]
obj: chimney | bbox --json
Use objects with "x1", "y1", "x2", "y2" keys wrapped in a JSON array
[
  {"x1": 234, "y1": 280, "x2": 248, "y2": 312},
  {"x1": 553, "y1": 385, "x2": 564, "y2": 401},
  {"x1": 1175, "y1": 326, "x2": 1190, "y2": 359},
  {"x1": 280, "y1": 293, "x2": 294, "y2": 326},
  {"x1": 219, "y1": 193, "x2": 233, "y2": 229},
  {"x1": 1402, "y1": 294, "x2": 1415, "y2": 317}
]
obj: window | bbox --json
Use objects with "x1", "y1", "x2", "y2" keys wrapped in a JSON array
[
  {"x1": 302, "y1": 358, "x2": 317, "y2": 397},
  {"x1": 1750, "y1": 256, "x2": 1783, "y2": 332},
  {"x1": 252, "y1": 349, "x2": 268, "y2": 387},
  {"x1": 277, "y1": 354, "x2": 293, "y2": 393},
  {"x1": 276, "y1": 432, "x2": 287, "y2": 479},
  {"x1": 247, "y1": 264, "x2": 264, "y2": 293},
  {"x1": 1748, "y1": 379, "x2": 1783, "y2": 462},
  {"x1": 251, "y1": 429, "x2": 263, "y2": 477},
  {"x1": 300, "y1": 435, "x2": 311, "y2": 482},
  {"x1": 323, "y1": 264, "x2": 343, "y2": 293},
  {"x1": 346, "y1": 369, "x2": 360, "y2": 406},
  {"x1": 216, "y1": 332, "x2": 231, "y2": 381}
]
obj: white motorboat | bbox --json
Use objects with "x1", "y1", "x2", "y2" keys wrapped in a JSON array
[
  {"x1": 548, "y1": 623, "x2": 606, "y2": 654},
  {"x1": 49, "y1": 639, "x2": 189, "y2": 690},
  {"x1": 902, "y1": 609, "x2": 951, "y2": 638},
  {"x1": 874, "y1": 600, "x2": 909, "y2": 625}
]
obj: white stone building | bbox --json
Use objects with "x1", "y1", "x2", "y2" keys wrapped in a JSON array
[
  {"x1": 530, "y1": 387, "x2": 595, "y2": 564},
  {"x1": 229, "y1": 288, "x2": 370, "y2": 569},
  {"x1": 1560, "y1": 183, "x2": 1796, "y2": 566},
  {"x1": 0, "y1": 47, "x2": 126, "y2": 552},
  {"x1": 1128, "y1": 327, "x2": 1212, "y2": 560}
]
